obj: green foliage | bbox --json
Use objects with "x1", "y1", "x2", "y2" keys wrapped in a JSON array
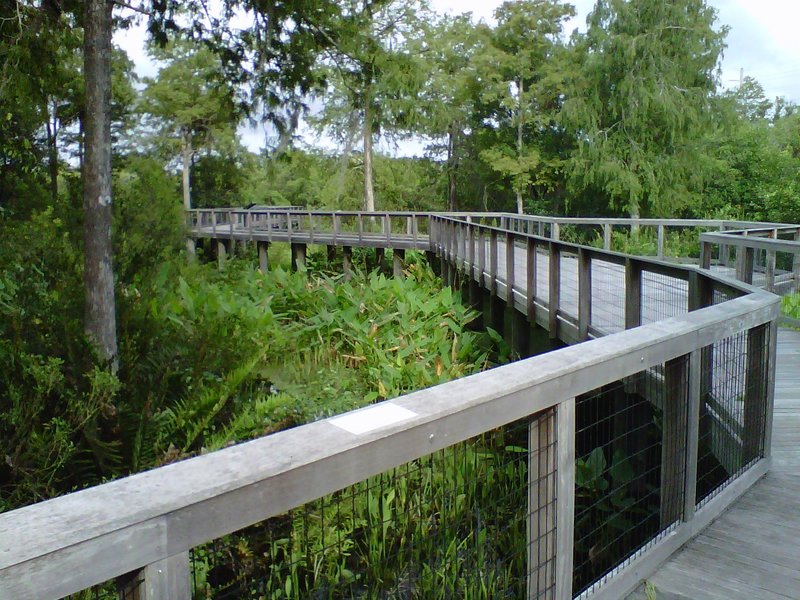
[
  {"x1": 240, "y1": 149, "x2": 446, "y2": 211},
  {"x1": 781, "y1": 294, "x2": 800, "y2": 322},
  {"x1": 0, "y1": 220, "x2": 496, "y2": 510},
  {"x1": 141, "y1": 258, "x2": 492, "y2": 461},
  {"x1": 193, "y1": 426, "x2": 530, "y2": 598},
  {"x1": 113, "y1": 155, "x2": 184, "y2": 282},
  {"x1": 563, "y1": 0, "x2": 726, "y2": 218}
]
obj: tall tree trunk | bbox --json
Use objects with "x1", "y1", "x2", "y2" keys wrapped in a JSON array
[
  {"x1": 46, "y1": 99, "x2": 58, "y2": 203},
  {"x1": 363, "y1": 95, "x2": 375, "y2": 212},
  {"x1": 629, "y1": 204, "x2": 641, "y2": 235},
  {"x1": 447, "y1": 124, "x2": 458, "y2": 212},
  {"x1": 516, "y1": 77, "x2": 524, "y2": 215},
  {"x1": 83, "y1": 0, "x2": 117, "y2": 367},
  {"x1": 181, "y1": 130, "x2": 192, "y2": 211}
]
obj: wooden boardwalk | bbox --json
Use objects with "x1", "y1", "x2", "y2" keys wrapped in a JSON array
[
  {"x1": 192, "y1": 214, "x2": 794, "y2": 599},
  {"x1": 630, "y1": 328, "x2": 800, "y2": 600}
]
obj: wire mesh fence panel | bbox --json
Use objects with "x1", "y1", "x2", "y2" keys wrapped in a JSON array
[
  {"x1": 559, "y1": 251, "x2": 580, "y2": 319},
  {"x1": 535, "y1": 247, "x2": 550, "y2": 304},
  {"x1": 64, "y1": 578, "x2": 142, "y2": 600},
  {"x1": 696, "y1": 326, "x2": 770, "y2": 507},
  {"x1": 589, "y1": 259, "x2": 626, "y2": 333},
  {"x1": 573, "y1": 359, "x2": 689, "y2": 597},
  {"x1": 190, "y1": 415, "x2": 558, "y2": 600},
  {"x1": 640, "y1": 272, "x2": 689, "y2": 325}
]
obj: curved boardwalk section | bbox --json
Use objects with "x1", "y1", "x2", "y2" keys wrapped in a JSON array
[
  {"x1": 0, "y1": 209, "x2": 790, "y2": 600},
  {"x1": 636, "y1": 328, "x2": 800, "y2": 600}
]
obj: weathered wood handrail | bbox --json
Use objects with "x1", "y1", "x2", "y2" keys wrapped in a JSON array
[
  {"x1": 700, "y1": 227, "x2": 800, "y2": 293},
  {"x1": 0, "y1": 208, "x2": 785, "y2": 600}
]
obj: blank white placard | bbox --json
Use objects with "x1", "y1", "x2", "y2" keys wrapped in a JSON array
[{"x1": 329, "y1": 403, "x2": 418, "y2": 435}]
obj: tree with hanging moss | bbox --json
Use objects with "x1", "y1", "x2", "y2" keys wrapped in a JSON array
[{"x1": 562, "y1": 0, "x2": 726, "y2": 219}]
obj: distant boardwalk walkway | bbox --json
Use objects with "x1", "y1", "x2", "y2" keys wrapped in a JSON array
[{"x1": 635, "y1": 328, "x2": 800, "y2": 600}]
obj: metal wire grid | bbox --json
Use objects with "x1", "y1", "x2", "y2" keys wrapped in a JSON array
[
  {"x1": 64, "y1": 578, "x2": 142, "y2": 600},
  {"x1": 696, "y1": 326, "x2": 770, "y2": 506},
  {"x1": 573, "y1": 359, "x2": 688, "y2": 596},
  {"x1": 558, "y1": 251, "x2": 580, "y2": 319},
  {"x1": 640, "y1": 272, "x2": 689, "y2": 325},
  {"x1": 535, "y1": 246, "x2": 550, "y2": 304},
  {"x1": 588, "y1": 259, "x2": 626, "y2": 333},
  {"x1": 189, "y1": 417, "x2": 554, "y2": 599}
]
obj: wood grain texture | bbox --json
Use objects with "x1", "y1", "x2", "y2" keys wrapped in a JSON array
[{"x1": 637, "y1": 328, "x2": 800, "y2": 600}]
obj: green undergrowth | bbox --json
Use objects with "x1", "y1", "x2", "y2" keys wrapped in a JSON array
[
  {"x1": 781, "y1": 293, "x2": 800, "y2": 322},
  {"x1": 0, "y1": 239, "x2": 500, "y2": 511}
]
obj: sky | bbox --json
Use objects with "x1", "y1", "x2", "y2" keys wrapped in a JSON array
[{"x1": 114, "y1": 0, "x2": 800, "y2": 155}]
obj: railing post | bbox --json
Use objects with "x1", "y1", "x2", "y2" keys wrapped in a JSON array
[
  {"x1": 441, "y1": 222, "x2": 451, "y2": 284},
  {"x1": 527, "y1": 408, "x2": 557, "y2": 599},
  {"x1": 506, "y1": 231, "x2": 515, "y2": 305},
  {"x1": 794, "y1": 228, "x2": 800, "y2": 293},
  {"x1": 657, "y1": 224, "x2": 665, "y2": 259},
  {"x1": 603, "y1": 223, "x2": 611, "y2": 251},
  {"x1": 467, "y1": 223, "x2": 476, "y2": 281},
  {"x1": 460, "y1": 222, "x2": 468, "y2": 272},
  {"x1": 555, "y1": 398, "x2": 575, "y2": 600},
  {"x1": 662, "y1": 356, "x2": 689, "y2": 528},
  {"x1": 743, "y1": 323, "x2": 769, "y2": 464},
  {"x1": 135, "y1": 552, "x2": 191, "y2": 600},
  {"x1": 478, "y1": 228, "x2": 487, "y2": 287},
  {"x1": 683, "y1": 350, "x2": 702, "y2": 521},
  {"x1": 688, "y1": 270, "x2": 713, "y2": 312},
  {"x1": 211, "y1": 210, "x2": 217, "y2": 237},
  {"x1": 527, "y1": 237, "x2": 537, "y2": 324},
  {"x1": 578, "y1": 248, "x2": 591, "y2": 340},
  {"x1": 765, "y1": 228, "x2": 777, "y2": 292},
  {"x1": 333, "y1": 212, "x2": 340, "y2": 245},
  {"x1": 548, "y1": 242, "x2": 560, "y2": 339},
  {"x1": 624, "y1": 258, "x2": 642, "y2": 329},
  {"x1": 552, "y1": 222, "x2": 560, "y2": 242},
  {"x1": 719, "y1": 224, "x2": 730, "y2": 267},
  {"x1": 763, "y1": 319, "x2": 779, "y2": 457},
  {"x1": 735, "y1": 245, "x2": 755, "y2": 285},
  {"x1": 699, "y1": 240, "x2": 712, "y2": 270},
  {"x1": 490, "y1": 229, "x2": 499, "y2": 296}
]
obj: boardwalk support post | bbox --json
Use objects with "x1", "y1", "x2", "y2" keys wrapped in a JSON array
[
  {"x1": 216, "y1": 239, "x2": 229, "y2": 269},
  {"x1": 343, "y1": 246, "x2": 353, "y2": 281},
  {"x1": 258, "y1": 241, "x2": 269, "y2": 273},
  {"x1": 393, "y1": 249, "x2": 405, "y2": 279},
  {"x1": 291, "y1": 243, "x2": 306, "y2": 272}
]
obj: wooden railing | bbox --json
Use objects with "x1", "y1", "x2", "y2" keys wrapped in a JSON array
[
  {"x1": 699, "y1": 225, "x2": 800, "y2": 294},
  {"x1": 0, "y1": 210, "x2": 782, "y2": 600}
]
